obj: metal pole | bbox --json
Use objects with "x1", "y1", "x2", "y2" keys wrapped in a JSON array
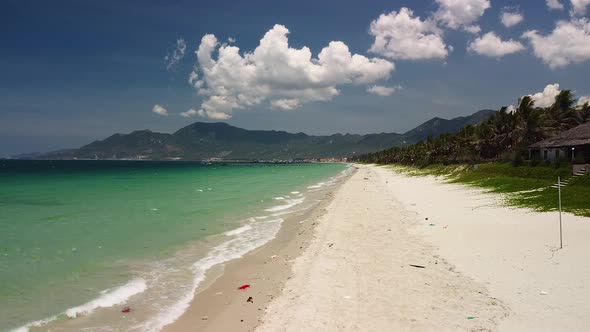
[{"x1": 558, "y1": 176, "x2": 563, "y2": 249}]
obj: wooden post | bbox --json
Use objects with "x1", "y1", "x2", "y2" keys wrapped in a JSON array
[{"x1": 558, "y1": 176, "x2": 563, "y2": 249}]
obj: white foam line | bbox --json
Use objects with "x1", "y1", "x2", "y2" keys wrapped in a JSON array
[
  {"x1": 139, "y1": 218, "x2": 284, "y2": 332},
  {"x1": 11, "y1": 278, "x2": 147, "y2": 332},
  {"x1": 224, "y1": 224, "x2": 253, "y2": 236}
]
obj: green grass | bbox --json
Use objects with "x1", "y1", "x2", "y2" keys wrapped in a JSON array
[{"x1": 385, "y1": 162, "x2": 590, "y2": 217}]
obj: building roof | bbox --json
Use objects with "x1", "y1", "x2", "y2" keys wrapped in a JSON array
[{"x1": 529, "y1": 122, "x2": 590, "y2": 148}]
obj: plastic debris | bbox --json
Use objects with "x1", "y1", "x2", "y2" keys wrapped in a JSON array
[
  {"x1": 247, "y1": 296, "x2": 254, "y2": 303},
  {"x1": 121, "y1": 307, "x2": 131, "y2": 313},
  {"x1": 238, "y1": 284, "x2": 251, "y2": 290},
  {"x1": 270, "y1": 255, "x2": 278, "y2": 259},
  {"x1": 409, "y1": 264, "x2": 425, "y2": 269},
  {"x1": 467, "y1": 316, "x2": 476, "y2": 320},
  {"x1": 540, "y1": 291, "x2": 548, "y2": 295}
]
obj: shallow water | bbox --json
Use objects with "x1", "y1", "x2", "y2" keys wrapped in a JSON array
[{"x1": 0, "y1": 160, "x2": 347, "y2": 331}]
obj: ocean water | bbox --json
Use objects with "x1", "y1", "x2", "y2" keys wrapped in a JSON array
[{"x1": 0, "y1": 160, "x2": 348, "y2": 331}]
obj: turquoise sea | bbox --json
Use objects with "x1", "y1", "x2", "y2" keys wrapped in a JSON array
[{"x1": 0, "y1": 160, "x2": 347, "y2": 331}]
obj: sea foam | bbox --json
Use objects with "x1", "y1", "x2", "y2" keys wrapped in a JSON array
[
  {"x1": 65, "y1": 278, "x2": 147, "y2": 318},
  {"x1": 139, "y1": 217, "x2": 284, "y2": 331}
]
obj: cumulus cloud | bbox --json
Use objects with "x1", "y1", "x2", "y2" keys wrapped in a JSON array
[
  {"x1": 571, "y1": 0, "x2": 590, "y2": 15},
  {"x1": 189, "y1": 24, "x2": 395, "y2": 119},
  {"x1": 547, "y1": 0, "x2": 565, "y2": 10},
  {"x1": 500, "y1": 8, "x2": 524, "y2": 28},
  {"x1": 152, "y1": 104, "x2": 169, "y2": 116},
  {"x1": 368, "y1": 8, "x2": 450, "y2": 60},
  {"x1": 367, "y1": 85, "x2": 401, "y2": 96},
  {"x1": 522, "y1": 18, "x2": 590, "y2": 68},
  {"x1": 468, "y1": 32, "x2": 525, "y2": 57},
  {"x1": 164, "y1": 38, "x2": 187, "y2": 71},
  {"x1": 434, "y1": 0, "x2": 491, "y2": 32},
  {"x1": 529, "y1": 84, "x2": 562, "y2": 108},
  {"x1": 577, "y1": 95, "x2": 590, "y2": 106},
  {"x1": 180, "y1": 109, "x2": 198, "y2": 117}
]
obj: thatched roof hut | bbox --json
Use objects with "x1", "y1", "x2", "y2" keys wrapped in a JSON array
[{"x1": 529, "y1": 122, "x2": 590, "y2": 149}]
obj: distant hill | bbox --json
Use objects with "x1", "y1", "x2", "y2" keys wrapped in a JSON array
[
  {"x1": 40, "y1": 110, "x2": 495, "y2": 160},
  {"x1": 403, "y1": 109, "x2": 497, "y2": 142}
]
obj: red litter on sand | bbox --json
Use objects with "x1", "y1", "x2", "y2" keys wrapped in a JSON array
[
  {"x1": 122, "y1": 307, "x2": 132, "y2": 313},
  {"x1": 238, "y1": 284, "x2": 251, "y2": 290}
]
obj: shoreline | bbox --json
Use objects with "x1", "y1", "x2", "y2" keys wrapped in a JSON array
[{"x1": 163, "y1": 166, "x2": 354, "y2": 331}]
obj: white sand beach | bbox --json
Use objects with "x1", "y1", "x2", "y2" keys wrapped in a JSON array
[{"x1": 257, "y1": 164, "x2": 590, "y2": 331}]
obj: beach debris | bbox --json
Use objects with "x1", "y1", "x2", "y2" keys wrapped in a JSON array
[
  {"x1": 201, "y1": 316, "x2": 208, "y2": 320},
  {"x1": 425, "y1": 217, "x2": 429, "y2": 220},
  {"x1": 328, "y1": 243, "x2": 334, "y2": 248},
  {"x1": 466, "y1": 316, "x2": 476, "y2": 320},
  {"x1": 238, "y1": 284, "x2": 251, "y2": 290},
  {"x1": 363, "y1": 177, "x2": 369, "y2": 180},
  {"x1": 540, "y1": 291, "x2": 548, "y2": 295},
  {"x1": 343, "y1": 295, "x2": 352, "y2": 299},
  {"x1": 121, "y1": 307, "x2": 132, "y2": 313},
  {"x1": 409, "y1": 264, "x2": 426, "y2": 269},
  {"x1": 270, "y1": 255, "x2": 278, "y2": 259},
  {"x1": 247, "y1": 296, "x2": 254, "y2": 303},
  {"x1": 443, "y1": 225, "x2": 448, "y2": 229},
  {"x1": 428, "y1": 223, "x2": 436, "y2": 226}
]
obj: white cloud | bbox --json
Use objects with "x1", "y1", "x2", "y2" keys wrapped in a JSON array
[
  {"x1": 522, "y1": 18, "x2": 590, "y2": 68},
  {"x1": 506, "y1": 105, "x2": 517, "y2": 113},
  {"x1": 434, "y1": 0, "x2": 491, "y2": 32},
  {"x1": 368, "y1": 8, "x2": 449, "y2": 60},
  {"x1": 571, "y1": 0, "x2": 590, "y2": 15},
  {"x1": 152, "y1": 104, "x2": 169, "y2": 116},
  {"x1": 529, "y1": 84, "x2": 561, "y2": 108},
  {"x1": 467, "y1": 32, "x2": 525, "y2": 57},
  {"x1": 164, "y1": 38, "x2": 187, "y2": 71},
  {"x1": 270, "y1": 99, "x2": 301, "y2": 110},
  {"x1": 547, "y1": 0, "x2": 565, "y2": 10},
  {"x1": 464, "y1": 25, "x2": 482, "y2": 34},
  {"x1": 578, "y1": 95, "x2": 590, "y2": 106},
  {"x1": 367, "y1": 85, "x2": 400, "y2": 96},
  {"x1": 500, "y1": 9, "x2": 524, "y2": 28},
  {"x1": 180, "y1": 109, "x2": 198, "y2": 117},
  {"x1": 190, "y1": 24, "x2": 395, "y2": 119}
]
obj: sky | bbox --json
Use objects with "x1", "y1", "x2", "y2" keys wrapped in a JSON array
[{"x1": 1, "y1": 0, "x2": 590, "y2": 156}]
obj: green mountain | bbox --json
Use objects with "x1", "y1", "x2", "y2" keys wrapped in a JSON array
[
  {"x1": 403, "y1": 109, "x2": 496, "y2": 142},
  {"x1": 42, "y1": 110, "x2": 495, "y2": 160}
]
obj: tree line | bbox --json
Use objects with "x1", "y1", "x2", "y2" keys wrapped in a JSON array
[{"x1": 352, "y1": 90, "x2": 590, "y2": 165}]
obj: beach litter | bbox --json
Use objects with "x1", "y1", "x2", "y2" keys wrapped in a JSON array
[
  {"x1": 201, "y1": 316, "x2": 208, "y2": 320},
  {"x1": 540, "y1": 291, "x2": 548, "y2": 295},
  {"x1": 238, "y1": 284, "x2": 251, "y2": 290},
  {"x1": 466, "y1": 316, "x2": 477, "y2": 320},
  {"x1": 409, "y1": 264, "x2": 426, "y2": 269},
  {"x1": 247, "y1": 296, "x2": 254, "y2": 303},
  {"x1": 428, "y1": 223, "x2": 436, "y2": 226},
  {"x1": 121, "y1": 307, "x2": 132, "y2": 313},
  {"x1": 328, "y1": 243, "x2": 334, "y2": 248}
]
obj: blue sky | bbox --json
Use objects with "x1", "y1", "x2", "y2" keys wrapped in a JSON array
[{"x1": 1, "y1": 0, "x2": 590, "y2": 156}]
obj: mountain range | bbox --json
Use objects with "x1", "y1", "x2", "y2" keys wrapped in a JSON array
[{"x1": 39, "y1": 109, "x2": 496, "y2": 160}]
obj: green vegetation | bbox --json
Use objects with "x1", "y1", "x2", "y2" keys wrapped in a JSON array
[
  {"x1": 388, "y1": 162, "x2": 590, "y2": 217},
  {"x1": 354, "y1": 90, "x2": 590, "y2": 165}
]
